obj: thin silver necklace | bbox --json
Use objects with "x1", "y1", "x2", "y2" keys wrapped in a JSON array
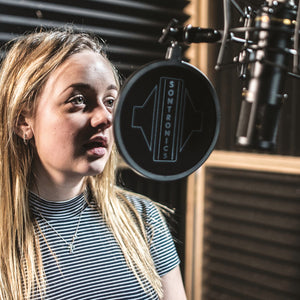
[{"x1": 39, "y1": 206, "x2": 84, "y2": 254}]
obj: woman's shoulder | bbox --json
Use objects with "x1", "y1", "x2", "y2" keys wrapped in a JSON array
[
  {"x1": 115, "y1": 187, "x2": 174, "y2": 228},
  {"x1": 117, "y1": 188, "x2": 159, "y2": 217},
  {"x1": 116, "y1": 188, "x2": 180, "y2": 276}
]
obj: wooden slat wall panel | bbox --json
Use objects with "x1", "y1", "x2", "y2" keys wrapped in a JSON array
[
  {"x1": 186, "y1": 0, "x2": 300, "y2": 298},
  {"x1": 202, "y1": 167, "x2": 300, "y2": 300}
]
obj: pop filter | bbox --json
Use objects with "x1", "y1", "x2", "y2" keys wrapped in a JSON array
[{"x1": 114, "y1": 46, "x2": 220, "y2": 181}]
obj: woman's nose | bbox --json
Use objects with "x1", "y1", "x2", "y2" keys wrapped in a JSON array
[{"x1": 90, "y1": 105, "x2": 112, "y2": 130}]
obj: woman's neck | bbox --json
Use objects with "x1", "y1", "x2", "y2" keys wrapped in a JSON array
[
  {"x1": 30, "y1": 184, "x2": 85, "y2": 202},
  {"x1": 30, "y1": 173, "x2": 86, "y2": 202},
  {"x1": 30, "y1": 157, "x2": 87, "y2": 201}
]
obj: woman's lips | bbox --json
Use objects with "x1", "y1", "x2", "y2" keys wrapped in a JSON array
[
  {"x1": 86, "y1": 146, "x2": 106, "y2": 157},
  {"x1": 83, "y1": 138, "x2": 108, "y2": 157}
]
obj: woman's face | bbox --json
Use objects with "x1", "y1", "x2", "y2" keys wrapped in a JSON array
[{"x1": 29, "y1": 50, "x2": 118, "y2": 183}]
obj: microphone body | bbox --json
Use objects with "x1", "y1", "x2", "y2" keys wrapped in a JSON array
[{"x1": 236, "y1": 0, "x2": 297, "y2": 150}]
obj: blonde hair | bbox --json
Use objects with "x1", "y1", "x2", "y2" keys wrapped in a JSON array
[{"x1": 0, "y1": 29, "x2": 162, "y2": 299}]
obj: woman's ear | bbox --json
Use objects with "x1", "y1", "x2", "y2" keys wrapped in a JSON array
[{"x1": 14, "y1": 113, "x2": 34, "y2": 142}]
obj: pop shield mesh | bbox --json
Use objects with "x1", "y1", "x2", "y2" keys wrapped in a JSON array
[{"x1": 114, "y1": 60, "x2": 220, "y2": 181}]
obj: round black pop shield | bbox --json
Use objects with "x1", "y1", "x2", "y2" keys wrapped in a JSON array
[{"x1": 114, "y1": 59, "x2": 220, "y2": 181}]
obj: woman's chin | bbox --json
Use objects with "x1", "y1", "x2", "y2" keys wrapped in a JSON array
[{"x1": 82, "y1": 163, "x2": 106, "y2": 177}]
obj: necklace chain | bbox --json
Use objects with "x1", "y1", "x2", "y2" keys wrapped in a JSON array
[{"x1": 39, "y1": 205, "x2": 84, "y2": 254}]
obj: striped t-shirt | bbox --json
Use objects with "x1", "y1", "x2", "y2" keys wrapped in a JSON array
[{"x1": 29, "y1": 191, "x2": 180, "y2": 299}]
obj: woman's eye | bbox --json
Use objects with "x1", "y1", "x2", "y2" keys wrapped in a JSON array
[
  {"x1": 105, "y1": 98, "x2": 116, "y2": 109},
  {"x1": 69, "y1": 95, "x2": 86, "y2": 106}
]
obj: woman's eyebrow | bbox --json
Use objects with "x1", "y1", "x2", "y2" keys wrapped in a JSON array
[
  {"x1": 65, "y1": 83, "x2": 118, "y2": 92},
  {"x1": 62, "y1": 82, "x2": 119, "y2": 93},
  {"x1": 107, "y1": 84, "x2": 119, "y2": 92},
  {"x1": 69, "y1": 83, "x2": 92, "y2": 90},
  {"x1": 59, "y1": 83, "x2": 91, "y2": 95}
]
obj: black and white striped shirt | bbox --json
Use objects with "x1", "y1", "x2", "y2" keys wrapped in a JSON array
[{"x1": 29, "y1": 191, "x2": 180, "y2": 299}]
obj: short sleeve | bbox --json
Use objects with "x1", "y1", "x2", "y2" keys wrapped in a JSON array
[{"x1": 129, "y1": 195, "x2": 180, "y2": 277}]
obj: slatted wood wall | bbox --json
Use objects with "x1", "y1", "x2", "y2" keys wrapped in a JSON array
[
  {"x1": 203, "y1": 166, "x2": 300, "y2": 300},
  {"x1": 186, "y1": 0, "x2": 300, "y2": 299}
]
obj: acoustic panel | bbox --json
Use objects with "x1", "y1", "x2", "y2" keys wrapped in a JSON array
[
  {"x1": 0, "y1": 0, "x2": 190, "y2": 77},
  {"x1": 202, "y1": 166, "x2": 300, "y2": 300}
]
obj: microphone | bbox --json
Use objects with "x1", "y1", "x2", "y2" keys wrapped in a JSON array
[{"x1": 236, "y1": 0, "x2": 297, "y2": 150}]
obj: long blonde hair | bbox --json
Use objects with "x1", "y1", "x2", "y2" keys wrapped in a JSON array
[{"x1": 0, "y1": 29, "x2": 162, "y2": 299}]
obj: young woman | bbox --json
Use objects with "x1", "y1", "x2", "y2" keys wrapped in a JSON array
[{"x1": 0, "y1": 29, "x2": 186, "y2": 299}]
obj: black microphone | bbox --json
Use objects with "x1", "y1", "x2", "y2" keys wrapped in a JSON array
[{"x1": 236, "y1": 0, "x2": 297, "y2": 150}]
